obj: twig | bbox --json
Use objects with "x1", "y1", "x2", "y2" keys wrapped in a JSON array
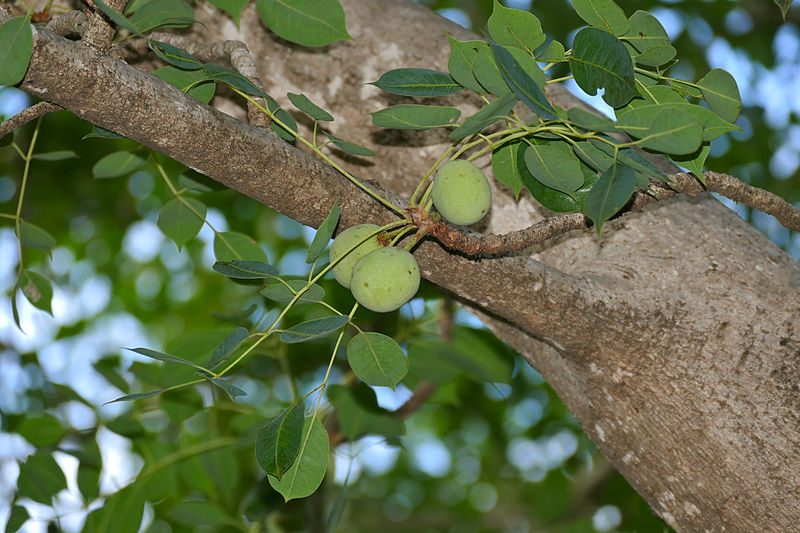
[
  {"x1": 650, "y1": 172, "x2": 800, "y2": 232},
  {"x1": 0, "y1": 102, "x2": 61, "y2": 139},
  {"x1": 148, "y1": 33, "x2": 269, "y2": 128},
  {"x1": 82, "y1": 0, "x2": 128, "y2": 50},
  {"x1": 410, "y1": 209, "x2": 589, "y2": 256}
]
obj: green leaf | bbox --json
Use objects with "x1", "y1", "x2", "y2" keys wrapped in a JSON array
[
  {"x1": 32, "y1": 150, "x2": 78, "y2": 161},
  {"x1": 260, "y1": 279, "x2": 325, "y2": 305},
  {"x1": 371, "y1": 105, "x2": 461, "y2": 130},
  {"x1": 17, "y1": 415, "x2": 66, "y2": 447},
  {"x1": 83, "y1": 125, "x2": 124, "y2": 139},
  {"x1": 6, "y1": 505, "x2": 28, "y2": 533},
  {"x1": 126, "y1": 347, "x2": 207, "y2": 372},
  {"x1": 157, "y1": 198, "x2": 206, "y2": 249},
  {"x1": 449, "y1": 93, "x2": 518, "y2": 140},
  {"x1": 307, "y1": 202, "x2": 340, "y2": 263},
  {"x1": 75, "y1": 439, "x2": 102, "y2": 502},
  {"x1": 774, "y1": 0, "x2": 792, "y2": 20},
  {"x1": 572, "y1": 0, "x2": 630, "y2": 36},
  {"x1": 491, "y1": 141, "x2": 525, "y2": 199},
  {"x1": 370, "y1": 68, "x2": 461, "y2": 97},
  {"x1": 280, "y1": 316, "x2": 349, "y2": 344},
  {"x1": 570, "y1": 28, "x2": 636, "y2": 108},
  {"x1": 523, "y1": 142, "x2": 584, "y2": 194},
  {"x1": 327, "y1": 383, "x2": 404, "y2": 441},
  {"x1": 104, "y1": 389, "x2": 166, "y2": 404},
  {"x1": 634, "y1": 108, "x2": 703, "y2": 155},
  {"x1": 622, "y1": 10, "x2": 670, "y2": 54},
  {"x1": 214, "y1": 231, "x2": 268, "y2": 261},
  {"x1": 491, "y1": 43, "x2": 555, "y2": 119},
  {"x1": 18, "y1": 270, "x2": 52, "y2": 314},
  {"x1": 16, "y1": 453, "x2": 67, "y2": 504},
  {"x1": 347, "y1": 332, "x2": 408, "y2": 389},
  {"x1": 255, "y1": 0, "x2": 351, "y2": 47},
  {"x1": 535, "y1": 39, "x2": 565, "y2": 61},
  {"x1": 212, "y1": 260, "x2": 278, "y2": 278},
  {"x1": 473, "y1": 45, "x2": 511, "y2": 96},
  {"x1": 93, "y1": 0, "x2": 143, "y2": 36},
  {"x1": 447, "y1": 36, "x2": 487, "y2": 94},
  {"x1": 256, "y1": 402, "x2": 305, "y2": 479},
  {"x1": 487, "y1": 0, "x2": 546, "y2": 53},
  {"x1": 584, "y1": 163, "x2": 636, "y2": 234},
  {"x1": 573, "y1": 141, "x2": 614, "y2": 171},
  {"x1": 208, "y1": 0, "x2": 248, "y2": 25},
  {"x1": 269, "y1": 416, "x2": 329, "y2": 501},
  {"x1": 154, "y1": 66, "x2": 215, "y2": 103},
  {"x1": 524, "y1": 154, "x2": 599, "y2": 213},
  {"x1": 673, "y1": 142, "x2": 710, "y2": 184},
  {"x1": 207, "y1": 377, "x2": 248, "y2": 399},
  {"x1": 588, "y1": 139, "x2": 668, "y2": 182},
  {"x1": 203, "y1": 63, "x2": 268, "y2": 97},
  {"x1": 206, "y1": 327, "x2": 249, "y2": 367},
  {"x1": 264, "y1": 94, "x2": 297, "y2": 140},
  {"x1": 83, "y1": 482, "x2": 145, "y2": 533},
  {"x1": 322, "y1": 131, "x2": 375, "y2": 156},
  {"x1": 168, "y1": 501, "x2": 229, "y2": 527},
  {"x1": 92, "y1": 150, "x2": 147, "y2": 178},
  {"x1": 149, "y1": 40, "x2": 203, "y2": 70},
  {"x1": 632, "y1": 44, "x2": 676, "y2": 67},
  {"x1": 287, "y1": 92, "x2": 334, "y2": 121},
  {"x1": 18, "y1": 220, "x2": 56, "y2": 252},
  {"x1": 697, "y1": 68, "x2": 742, "y2": 123},
  {"x1": 129, "y1": 0, "x2": 194, "y2": 31},
  {"x1": 567, "y1": 107, "x2": 617, "y2": 132}
]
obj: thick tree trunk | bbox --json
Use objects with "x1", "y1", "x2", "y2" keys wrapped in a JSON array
[{"x1": 7, "y1": 1, "x2": 800, "y2": 531}]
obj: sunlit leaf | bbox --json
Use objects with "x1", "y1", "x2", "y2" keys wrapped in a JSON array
[
  {"x1": 474, "y1": 45, "x2": 511, "y2": 96},
  {"x1": 256, "y1": 402, "x2": 304, "y2": 478},
  {"x1": 491, "y1": 141, "x2": 525, "y2": 199},
  {"x1": 622, "y1": 10, "x2": 670, "y2": 55},
  {"x1": 447, "y1": 36, "x2": 487, "y2": 94},
  {"x1": 370, "y1": 68, "x2": 461, "y2": 97},
  {"x1": 491, "y1": 43, "x2": 555, "y2": 119},
  {"x1": 214, "y1": 232, "x2": 268, "y2": 262},
  {"x1": 260, "y1": 279, "x2": 325, "y2": 305},
  {"x1": 157, "y1": 198, "x2": 206, "y2": 249},
  {"x1": 450, "y1": 93, "x2": 518, "y2": 140},
  {"x1": 287, "y1": 92, "x2": 334, "y2": 121},
  {"x1": 154, "y1": 66, "x2": 215, "y2": 103},
  {"x1": 92, "y1": 150, "x2": 147, "y2": 178},
  {"x1": 634, "y1": 108, "x2": 703, "y2": 155},
  {"x1": 280, "y1": 316, "x2": 349, "y2": 344},
  {"x1": 535, "y1": 39, "x2": 565, "y2": 61},
  {"x1": 149, "y1": 40, "x2": 203, "y2": 70},
  {"x1": 673, "y1": 142, "x2": 710, "y2": 184},
  {"x1": 697, "y1": 68, "x2": 742, "y2": 123},
  {"x1": 567, "y1": 107, "x2": 618, "y2": 132},
  {"x1": 254, "y1": 0, "x2": 351, "y2": 47},
  {"x1": 371, "y1": 105, "x2": 461, "y2": 130},
  {"x1": 572, "y1": 0, "x2": 630, "y2": 36},
  {"x1": 268, "y1": 416, "x2": 329, "y2": 501},
  {"x1": 347, "y1": 331, "x2": 408, "y2": 389},
  {"x1": 203, "y1": 63, "x2": 268, "y2": 97},
  {"x1": 487, "y1": 0, "x2": 546, "y2": 53}
]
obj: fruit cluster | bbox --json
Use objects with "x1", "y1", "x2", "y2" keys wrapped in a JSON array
[{"x1": 330, "y1": 160, "x2": 492, "y2": 312}]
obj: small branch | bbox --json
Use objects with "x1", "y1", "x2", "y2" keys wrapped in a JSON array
[
  {"x1": 148, "y1": 32, "x2": 269, "y2": 128},
  {"x1": 651, "y1": 172, "x2": 800, "y2": 233},
  {"x1": 82, "y1": 0, "x2": 128, "y2": 50},
  {"x1": 395, "y1": 381, "x2": 438, "y2": 419},
  {"x1": 0, "y1": 102, "x2": 61, "y2": 139},
  {"x1": 46, "y1": 11, "x2": 89, "y2": 38},
  {"x1": 410, "y1": 209, "x2": 588, "y2": 256}
]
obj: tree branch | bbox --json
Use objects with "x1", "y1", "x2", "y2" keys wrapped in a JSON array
[{"x1": 0, "y1": 102, "x2": 61, "y2": 139}]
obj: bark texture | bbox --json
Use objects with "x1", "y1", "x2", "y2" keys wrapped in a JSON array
[{"x1": 6, "y1": 2, "x2": 800, "y2": 531}]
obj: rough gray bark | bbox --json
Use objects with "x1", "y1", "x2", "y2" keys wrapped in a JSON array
[{"x1": 6, "y1": 2, "x2": 800, "y2": 531}]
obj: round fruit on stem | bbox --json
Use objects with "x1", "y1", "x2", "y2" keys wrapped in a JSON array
[
  {"x1": 329, "y1": 224, "x2": 383, "y2": 288},
  {"x1": 350, "y1": 247, "x2": 420, "y2": 313},
  {"x1": 431, "y1": 160, "x2": 492, "y2": 225}
]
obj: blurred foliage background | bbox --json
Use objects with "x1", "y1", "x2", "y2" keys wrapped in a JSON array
[{"x1": 0, "y1": 1, "x2": 798, "y2": 532}]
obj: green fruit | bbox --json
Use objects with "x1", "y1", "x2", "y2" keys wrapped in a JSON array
[
  {"x1": 432, "y1": 160, "x2": 492, "y2": 225},
  {"x1": 350, "y1": 247, "x2": 420, "y2": 313},
  {"x1": 330, "y1": 224, "x2": 383, "y2": 288}
]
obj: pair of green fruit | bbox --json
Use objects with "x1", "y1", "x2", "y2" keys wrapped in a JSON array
[{"x1": 330, "y1": 160, "x2": 492, "y2": 312}]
